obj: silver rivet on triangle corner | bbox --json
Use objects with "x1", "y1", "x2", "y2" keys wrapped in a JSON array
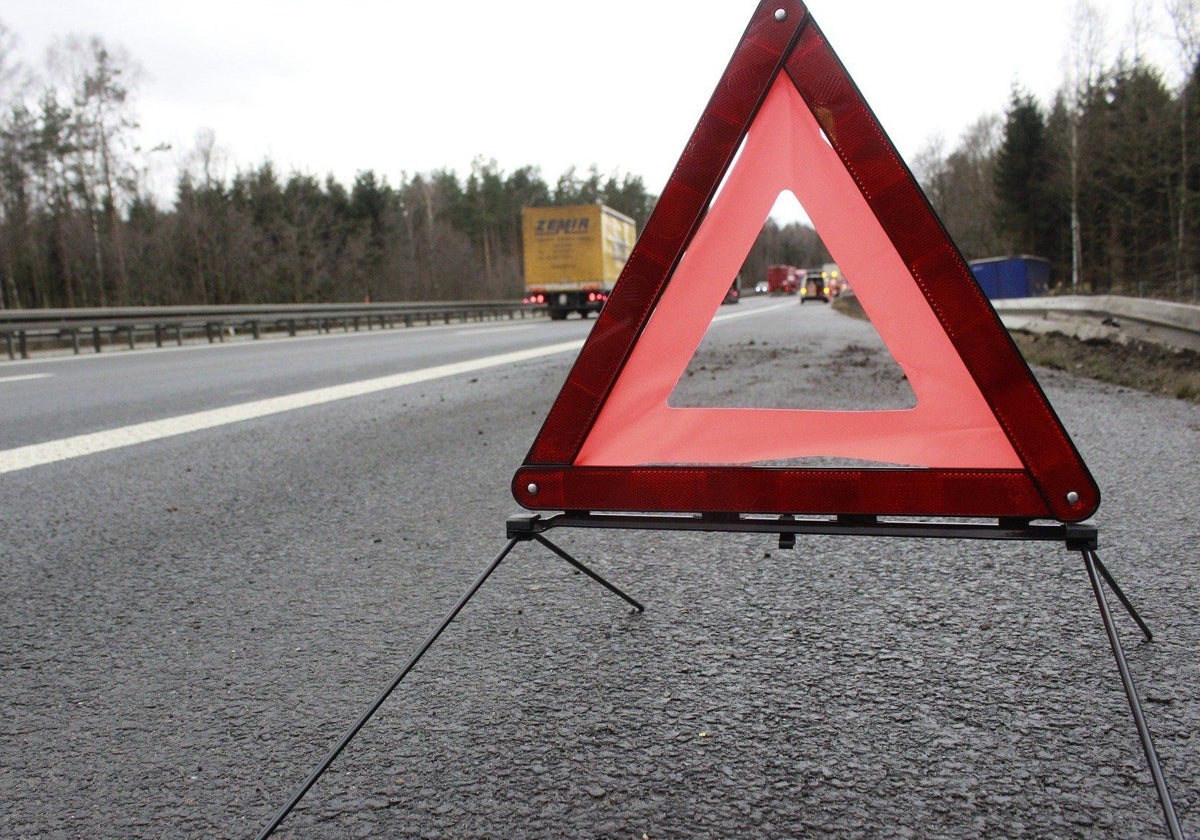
[
  {"x1": 775, "y1": 9, "x2": 788, "y2": 21},
  {"x1": 1066, "y1": 491, "x2": 1080, "y2": 505},
  {"x1": 527, "y1": 483, "x2": 540, "y2": 497}
]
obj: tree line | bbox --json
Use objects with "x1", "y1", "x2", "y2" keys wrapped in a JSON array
[
  {"x1": 0, "y1": 25, "x2": 668, "y2": 308},
  {"x1": 917, "y1": 2, "x2": 1199, "y2": 301},
  {"x1": 2, "y1": 5, "x2": 1197, "y2": 310},
  {"x1": 0, "y1": 23, "x2": 825, "y2": 311}
]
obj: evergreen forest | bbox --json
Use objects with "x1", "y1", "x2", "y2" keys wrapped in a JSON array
[{"x1": 1, "y1": 8, "x2": 1197, "y2": 310}]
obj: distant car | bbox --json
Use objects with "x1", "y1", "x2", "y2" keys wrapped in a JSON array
[
  {"x1": 799, "y1": 277, "x2": 829, "y2": 304},
  {"x1": 754, "y1": 281, "x2": 768, "y2": 295},
  {"x1": 722, "y1": 281, "x2": 740, "y2": 304}
]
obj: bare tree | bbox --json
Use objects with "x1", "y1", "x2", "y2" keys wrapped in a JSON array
[
  {"x1": 1062, "y1": 0, "x2": 1110, "y2": 290},
  {"x1": 912, "y1": 134, "x2": 949, "y2": 210},
  {"x1": 916, "y1": 117, "x2": 1005, "y2": 260},
  {"x1": 46, "y1": 34, "x2": 142, "y2": 305},
  {"x1": 0, "y1": 20, "x2": 27, "y2": 101},
  {"x1": 185, "y1": 128, "x2": 227, "y2": 190},
  {"x1": 1128, "y1": 0, "x2": 1157, "y2": 65},
  {"x1": 1164, "y1": 0, "x2": 1199, "y2": 299}
]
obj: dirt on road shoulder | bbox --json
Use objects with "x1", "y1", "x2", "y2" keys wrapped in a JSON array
[{"x1": 832, "y1": 295, "x2": 1200, "y2": 404}]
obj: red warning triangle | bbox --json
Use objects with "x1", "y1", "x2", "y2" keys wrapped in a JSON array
[{"x1": 512, "y1": 0, "x2": 1099, "y2": 523}]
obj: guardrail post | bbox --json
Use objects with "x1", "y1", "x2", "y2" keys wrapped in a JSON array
[
  {"x1": 175, "y1": 324, "x2": 183, "y2": 346},
  {"x1": 154, "y1": 325, "x2": 164, "y2": 348},
  {"x1": 4, "y1": 331, "x2": 12, "y2": 361},
  {"x1": 205, "y1": 322, "x2": 215, "y2": 343},
  {"x1": 251, "y1": 320, "x2": 260, "y2": 340},
  {"x1": 18, "y1": 330, "x2": 28, "y2": 360},
  {"x1": 93, "y1": 327, "x2": 102, "y2": 353},
  {"x1": 126, "y1": 326, "x2": 135, "y2": 350}
]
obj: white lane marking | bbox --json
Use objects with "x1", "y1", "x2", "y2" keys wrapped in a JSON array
[
  {"x1": 0, "y1": 373, "x2": 52, "y2": 384},
  {"x1": 0, "y1": 339, "x2": 584, "y2": 475},
  {"x1": 710, "y1": 301, "x2": 794, "y2": 323}
]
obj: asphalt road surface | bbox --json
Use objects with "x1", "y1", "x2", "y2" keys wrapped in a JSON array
[{"x1": 1, "y1": 297, "x2": 1196, "y2": 838}]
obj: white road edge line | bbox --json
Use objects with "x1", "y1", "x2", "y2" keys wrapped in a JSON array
[
  {"x1": 0, "y1": 339, "x2": 584, "y2": 475},
  {"x1": 0, "y1": 373, "x2": 52, "y2": 384},
  {"x1": 0, "y1": 300, "x2": 792, "y2": 474}
]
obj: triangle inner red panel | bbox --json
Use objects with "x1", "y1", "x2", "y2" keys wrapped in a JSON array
[{"x1": 512, "y1": 0, "x2": 1099, "y2": 523}]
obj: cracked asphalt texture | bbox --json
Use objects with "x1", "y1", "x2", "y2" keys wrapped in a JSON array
[{"x1": 1, "y1": 301, "x2": 1196, "y2": 838}]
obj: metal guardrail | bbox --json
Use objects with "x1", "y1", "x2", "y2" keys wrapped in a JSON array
[
  {"x1": 0, "y1": 301, "x2": 545, "y2": 360},
  {"x1": 991, "y1": 295, "x2": 1200, "y2": 353},
  {"x1": 4, "y1": 295, "x2": 1196, "y2": 362}
]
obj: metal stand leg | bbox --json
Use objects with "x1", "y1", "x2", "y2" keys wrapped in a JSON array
[
  {"x1": 534, "y1": 534, "x2": 645, "y2": 612},
  {"x1": 1089, "y1": 551, "x2": 1154, "y2": 642},
  {"x1": 255, "y1": 537, "x2": 521, "y2": 839},
  {"x1": 1083, "y1": 550, "x2": 1182, "y2": 840},
  {"x1": 255, "y1": 533, "x2": 643, "y2": 839}
]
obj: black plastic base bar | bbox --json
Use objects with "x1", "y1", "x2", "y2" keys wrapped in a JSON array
[
  {"x1": 507, "y1": 511, "x2": 1099, "y2": 549},
  {"x1": 1084, "y1": 549, "x2": 1182, "y2": 840}
]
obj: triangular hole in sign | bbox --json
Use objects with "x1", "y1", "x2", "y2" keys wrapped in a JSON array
[
  {"x1": 513, "y1": 2, "x2": 1099, "y2": 522},
  {"x1": 669, "y1": 186, "x2": 918, "y2": 417}
]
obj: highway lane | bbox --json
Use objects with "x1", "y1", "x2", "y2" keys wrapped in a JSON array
[
  {"x1": 0, "y1": 296, "x2": 1196, "y2": 838},
  {"x1": 0, "y1": 315, "x2": 594, "y2": 452},
  {"x1": 0, "y1": 298, "x2": 793, "y2": 458}
]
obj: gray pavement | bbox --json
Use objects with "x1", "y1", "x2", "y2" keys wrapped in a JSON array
[{"x1": 1, "y1": 301, "x2": 1196, "y2": 838}]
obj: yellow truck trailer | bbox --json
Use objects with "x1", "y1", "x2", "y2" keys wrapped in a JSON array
[{"x1": 521, "y1": 204, "x2": 637, "y2": 320}]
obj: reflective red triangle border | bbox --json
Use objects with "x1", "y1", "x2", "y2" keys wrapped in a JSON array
[{"x1": 511, "y1": 0, "x2": 1100, "y2": 523}]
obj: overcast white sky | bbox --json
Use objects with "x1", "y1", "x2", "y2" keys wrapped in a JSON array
[{"x1": 1, "y1": 0, "x2": 1186, "y2": 215}]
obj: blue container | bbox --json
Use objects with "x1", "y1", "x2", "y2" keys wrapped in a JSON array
[{"x1": 968, "y1": 256, "x2": 1050, "y2": 299}]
